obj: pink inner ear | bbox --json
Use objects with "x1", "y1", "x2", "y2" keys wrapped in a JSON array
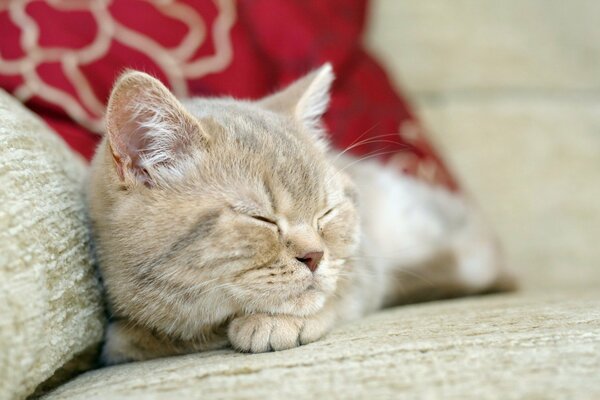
[
  {"x1": 108, "y1": 104, "x2": 156, "y2": 186},
  {"x1": 110, "y1": 141, "x2": 153, "y2": 187},
  {"x1": 109, "y1": 145, "x2": 126, "y2": 181}
]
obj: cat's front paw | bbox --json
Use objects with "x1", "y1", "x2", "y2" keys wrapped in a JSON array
[{"x1": 228, "y1": 313, "x2": 325, "y2": 353}]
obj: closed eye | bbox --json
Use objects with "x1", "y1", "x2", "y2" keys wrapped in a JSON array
[
  {"x1": 319, "y1": 208, "x2": 335, "y2": 219},
  {"x1": 251, "y1": 215, "x2": 278, "y2": 226},
  {"x1": 317, "y1": 207, "x2": 337, "y2": 231}
]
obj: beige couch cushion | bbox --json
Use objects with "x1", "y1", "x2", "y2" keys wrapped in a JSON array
[
  {"x1": 0, "y1": 90, "x2": 105, "y2": 400},
  {"x1": 42, "y1": 291, "x2": 600, "y2": 399}
]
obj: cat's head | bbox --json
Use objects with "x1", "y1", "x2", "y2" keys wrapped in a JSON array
[{"x1": 89, "y1": 65, "x2": 359, "y2": 333}]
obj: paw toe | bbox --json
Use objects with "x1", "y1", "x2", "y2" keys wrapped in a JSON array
[
  {"x1": 269, "y1": 318, "x2": 302, "y2": 351},
  {"x1": 228, "y1": 315, "x2": 273, "y2": 353},
  {"x1": 228, "y1": 314, "x2": 306, "y2": 353}
]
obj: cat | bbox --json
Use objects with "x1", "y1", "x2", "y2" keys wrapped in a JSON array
[{"x1": 87, "y1": 64, "x2": 515, "y2": 364}]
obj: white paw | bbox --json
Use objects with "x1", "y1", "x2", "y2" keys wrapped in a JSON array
[
  {"x1": 228, "y1": 313, "x2": 326, "y2": 353},
  {"x1": 102, "y1": 321, "x2": 136, "y2": 365}
]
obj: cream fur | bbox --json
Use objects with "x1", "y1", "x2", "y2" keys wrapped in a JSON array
[{"x1": 88, "y1": 65, "x2": 514, "y2": 363}]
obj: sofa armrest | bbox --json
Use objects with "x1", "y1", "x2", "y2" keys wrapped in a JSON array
[{"x1": 0, "y1": 90, "x2": 105, "y2": 400}]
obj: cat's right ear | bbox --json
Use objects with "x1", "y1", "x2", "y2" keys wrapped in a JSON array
[
  {"x1": 105, "y1": 71, "x2": 208, "y2": 188},
  {"x1": 259, "y1": 63, "x2": 334, "y2": 137}
]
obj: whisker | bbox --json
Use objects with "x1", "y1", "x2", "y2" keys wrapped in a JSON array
[
  {"x1": 336, "y1": 123, "x2": 383, "y2": 153},
  {"x1": 327, "y1": 149, "x2": 406, "y2": 185},
  {"x1": 332, "y1": 134, "x2": 403, "y2": 163},
  {"x1": 338, "y1": 255, "x2": 440, "y2": 287}
]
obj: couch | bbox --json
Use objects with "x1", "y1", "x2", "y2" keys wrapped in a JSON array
[{"x1": 1, "y1": 1, "x2": 599, "y2": 399}]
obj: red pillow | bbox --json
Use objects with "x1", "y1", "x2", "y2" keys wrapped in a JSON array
[{"x1": 0, "y1": 0, "x2": 456, "y2": 189}]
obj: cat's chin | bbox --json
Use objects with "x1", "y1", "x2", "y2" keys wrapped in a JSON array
[
  {"x1": 243, "y1": 288, "x2": 327, "y2": 317},
  {"x1": 272, "y1": 288, "x2": 327, "y2": 317}
]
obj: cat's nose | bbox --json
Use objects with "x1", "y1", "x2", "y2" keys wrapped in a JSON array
[{"x1": 296, "y1": 251, "x2": 324, "y2": 272}]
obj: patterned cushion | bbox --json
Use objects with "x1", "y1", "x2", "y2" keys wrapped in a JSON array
[{"x1": 0, "y1": 0, "x2": 455, "y2": 188}]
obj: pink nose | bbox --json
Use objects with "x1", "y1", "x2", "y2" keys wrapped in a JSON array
[{"x1": 296, "y1": 251, "x2": 324, "y2": 272}]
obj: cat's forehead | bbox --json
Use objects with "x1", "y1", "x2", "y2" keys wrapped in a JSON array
[
  {"x1": 186, "y1": 99, "x2": 298, "y2": 150},
  {"x1": 182, "y1": 97, "x2": 332, "y2": 215},
  {"x1": 186, "y1": 97, "x2": 325, "y2": 162},
  {"x1": 184, "y1": 98, "x2": 283, "y2": 130}
]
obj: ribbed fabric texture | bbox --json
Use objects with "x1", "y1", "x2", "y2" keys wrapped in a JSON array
[{"x1": 43, "y1": 292, "x2": 600, "y2": 400}]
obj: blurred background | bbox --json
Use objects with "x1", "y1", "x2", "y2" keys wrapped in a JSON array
[{"x1": 367, "y1": 0, "x2": 600, "y2": 291}]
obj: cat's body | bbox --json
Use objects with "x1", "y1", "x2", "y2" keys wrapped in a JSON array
[{"x1": 88, "y1": 65, "x2": 514, "y2": 364}]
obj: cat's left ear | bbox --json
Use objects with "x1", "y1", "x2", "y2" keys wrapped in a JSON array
[
  {"x1": 105, "y1": 71, "x2": 208, "y2": 188},
  {"x1": 259, "y1": 63, "x2": 334, "y2": 140}
]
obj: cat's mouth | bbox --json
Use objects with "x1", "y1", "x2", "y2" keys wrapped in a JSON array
[
  {"x1": 239, "y1": 261, "x2": 338, "y2": 316},
  {"x1": 300, "y1": 272, "x2": 330, "y2": 294}
]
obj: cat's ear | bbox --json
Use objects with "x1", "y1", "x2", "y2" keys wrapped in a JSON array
[
  {"x1": 105, "y1": 70, "x2": 207, "y2": 187},
  {"x1": 260, "y1": 63, "x2": 334, "y2": 131}
]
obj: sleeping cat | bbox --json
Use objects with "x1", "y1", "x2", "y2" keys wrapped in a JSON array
[{"x1": 88, "y1": 64, "x2": 515, "y2": 364}]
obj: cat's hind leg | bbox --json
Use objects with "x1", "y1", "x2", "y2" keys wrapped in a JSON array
[
  {"x1": 102, "y1": 319, "x2": 229, "y2": 364},
  {"x1": 349, "y1": 160, "x2": 516, "y2": 307},
  {"x1": 380, "y1": 204, "x2": 517, "y2": 307}
]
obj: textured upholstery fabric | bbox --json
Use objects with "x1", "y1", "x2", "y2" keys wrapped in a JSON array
[
  {"x1": 0, "y1": 89, "x2": 105, "y2": 400},
  {"x1": 42, "y1": 291, "x2": 600, "y2": 400}
]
